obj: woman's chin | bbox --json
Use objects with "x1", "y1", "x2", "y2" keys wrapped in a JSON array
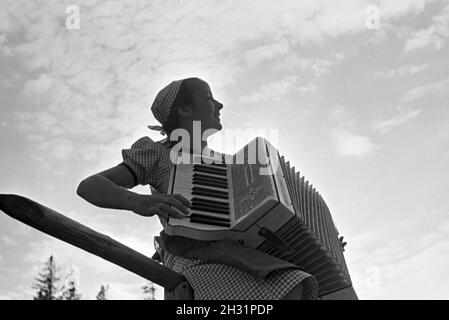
[{"x1": 204, "y1": 119, "x2": 222, "y2": 131}]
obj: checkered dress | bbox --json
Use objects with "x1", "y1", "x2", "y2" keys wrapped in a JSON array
[{"x1": 122, "y1": 136, "x2": 318, "y2": 300}]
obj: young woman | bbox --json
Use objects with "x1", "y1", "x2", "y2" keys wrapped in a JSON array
[{"x1": 76, "y1": 77, "x2": 318, "y2": 300}]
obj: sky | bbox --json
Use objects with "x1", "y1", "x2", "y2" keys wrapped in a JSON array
[{"x1": 0, "y1": 0, "x2": 448, "y2": 300}]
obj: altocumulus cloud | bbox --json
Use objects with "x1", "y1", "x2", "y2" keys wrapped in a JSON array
[
  {"x1": 333, "y1": 129, "x2": 379, "y2": 157},
  {"x1": 2, "y1": 0, "x2": 444, "y2": 174},
  {"x1": 372, "y1": 108, "x2": 423, "y2": 133}
]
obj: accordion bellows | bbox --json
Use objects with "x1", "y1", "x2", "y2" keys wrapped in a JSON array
[{"x1": 165, "y1": 137, "x2": 357, "y2": 298}]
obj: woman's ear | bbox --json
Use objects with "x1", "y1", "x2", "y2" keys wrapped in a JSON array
[{"x1": 177, "y1": 104, "x2": 193, "y2": 118}]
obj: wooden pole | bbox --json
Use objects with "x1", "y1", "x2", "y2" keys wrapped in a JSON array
[{"x1": 0, "y1": 194, "x2": 189, "y2": 293}]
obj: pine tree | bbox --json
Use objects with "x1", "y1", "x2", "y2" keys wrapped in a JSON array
[
  {"x1": 32, "y1": 255, "x2": 61, "y2": 300},
  {"x1": 61, "y1": 279, "x2": 82, "y2": 300},
  {"x1": 61, "y1": 267, "x2": 82, "y2": 300},
  {"x1": 96, "y1": 284, "x2": 109, "y2": 300},
  {"x1": 142, "y1": 282, "x2": 156, "y2": 300}
]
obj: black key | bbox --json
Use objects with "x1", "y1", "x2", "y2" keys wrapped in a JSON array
[
  {"x1": 193, "y1": 173, "x2": 228, "y2": 184},
  {"x1": 193, "y1": 165, "x2": 227, "y2": 176},
  {"x1": 192, "y1": 179, "x2": 227, "y2": 189},
  {"x1": 197, "y1": 161, "x2": 228, "y2": 168},
  {"x1": 194, "y1": 163, "x2": 227, "y2": 171},
  {"x1": 192, "y1": 187, "x2": 229, "y2": 200},
  {"x1": 192, "y1": 178, "x2": 228, "y2": 189},
  {"x1": 190, "y1": 205, "x2": 230, "y2": 215},
  {"x1": 191, "y1": 190, "x2": 228, "y2": 200},
  {"x1": 192, "y1": 198, "x2": 230, "y2": 208},
  {"x1": 192, "y1": 196, "x2": 229, "y2": 204},
  {"x1": 192, "y1": 186, "x2": 228, "y2": 195}
]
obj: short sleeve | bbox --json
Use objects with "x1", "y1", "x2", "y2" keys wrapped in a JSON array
[{"x1": 121, "y1": 137, "x2": 161, "y2": 186}]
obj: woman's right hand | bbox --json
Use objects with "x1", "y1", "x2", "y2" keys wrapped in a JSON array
[{"x1": 131, "y1": 193, "x2": 191, "y2": 220}]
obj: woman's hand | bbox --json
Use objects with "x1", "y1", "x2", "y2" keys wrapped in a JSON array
[{"x1": 131, "y1": 194, "x2": 191, "y2": 220}]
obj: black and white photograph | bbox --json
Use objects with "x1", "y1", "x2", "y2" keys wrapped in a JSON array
[{"x1": 0, "y1": 0, "x2": 448, "y2": 301}]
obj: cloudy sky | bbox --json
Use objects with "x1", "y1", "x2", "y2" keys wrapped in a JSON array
[{"x1": 1, "y1": 0, "x2": 448, "y2": 300}]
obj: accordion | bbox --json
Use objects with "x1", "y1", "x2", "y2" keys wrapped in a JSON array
[{"x1": 166, "y1": 137, "x2": 357, "y2": 298}]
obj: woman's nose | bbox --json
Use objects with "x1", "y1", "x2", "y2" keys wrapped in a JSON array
[{"x1": 215, "y1": 100, "x2": 223, "y2": 110}]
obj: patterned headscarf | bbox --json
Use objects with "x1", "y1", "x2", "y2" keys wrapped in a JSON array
[{"x1": 148, "y1": 79, "x2": 183, "y2": 135}]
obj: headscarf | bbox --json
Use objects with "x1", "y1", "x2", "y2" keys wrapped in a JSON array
[{"x1": 148, "y1": 79, "x2": 183, "y2": 136}]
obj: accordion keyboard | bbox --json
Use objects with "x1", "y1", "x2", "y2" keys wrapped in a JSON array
[{"x1": 174, "y1": 163, "x2": 232, "y2": 227}]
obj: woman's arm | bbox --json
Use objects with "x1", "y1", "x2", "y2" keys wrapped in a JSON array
[
  {"x1": 76, "y1": 164, "x2": 191, "y2": 219},
  {"x1": 76, "y1": 164, "x2": 138, "y2": 211}
]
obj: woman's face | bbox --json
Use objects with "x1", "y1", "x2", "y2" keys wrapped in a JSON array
[{"x1": 189, "y1": 80, "x2": 223, "y2": 132}]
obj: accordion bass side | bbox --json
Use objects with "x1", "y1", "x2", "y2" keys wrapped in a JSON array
[{"x1": 165, "y1": 137, "x2": 357, "y2": 299}]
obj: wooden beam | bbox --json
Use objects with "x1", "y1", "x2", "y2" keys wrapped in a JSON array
[{"x1": 0, "y1": 194, "x2": 187, "y2": 291}]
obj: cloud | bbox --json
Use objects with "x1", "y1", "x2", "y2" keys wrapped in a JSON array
[
  {"x1": 404, "y1": 3, "x2": 449, "y2": 53},
  {"x1": 240, "y1": 76, "x2": 316, "y2": 103},
  {"x1": 2, "y1": 236, "x2": 17, "y2": 246},
  {"x1": 298, "y1": 84, "x2": 317, "y2": 93},
  {"x1": 0, "y1": 291, "x2": 31, "y2": 300},
  {"x1": 372, "y1": 108, "x2": 423, "y2": 133},
  {"x1": 349, "y1": 210, "x2": 449, "y2": 299},
  {"x1": 23, "y1": 74, "x2": 55, "y2": 96},
  {"x1": 105, "y1": 281, "x2": 156, "y2": 300},
  {"x1": 0, "y1": 0, "x2": 441, "y2": 178},
  {"x1": 333, "y1": 129, "x2": 379, "y2": 157},
  {"x1": 21, "y1": 228, "x2": 157, "y2": 299},
  {"x1": 328, "y1": 105, "x2": 379, "y2": 157},
  {"x1": 23, "y1": 238, "x2": 122, "y2": 278},
  {"x1": 373, "y1": 63, "x2": 429, "y2": 79},
  {"x1": 243, "y1": 39, "x2": 291, "y2": 68},
  {"x1": 273, "y1": 56, "x2": 337, "y2": 76},
  {"x1": 400, "y1": 77, "x2": 449, "y2": 102},
  {"x1": 329, "y1": 105, "x2": 356, "y2": 127},
  {"x1": 0, "y1": 78, "x2": 14, "y2": 90}
]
